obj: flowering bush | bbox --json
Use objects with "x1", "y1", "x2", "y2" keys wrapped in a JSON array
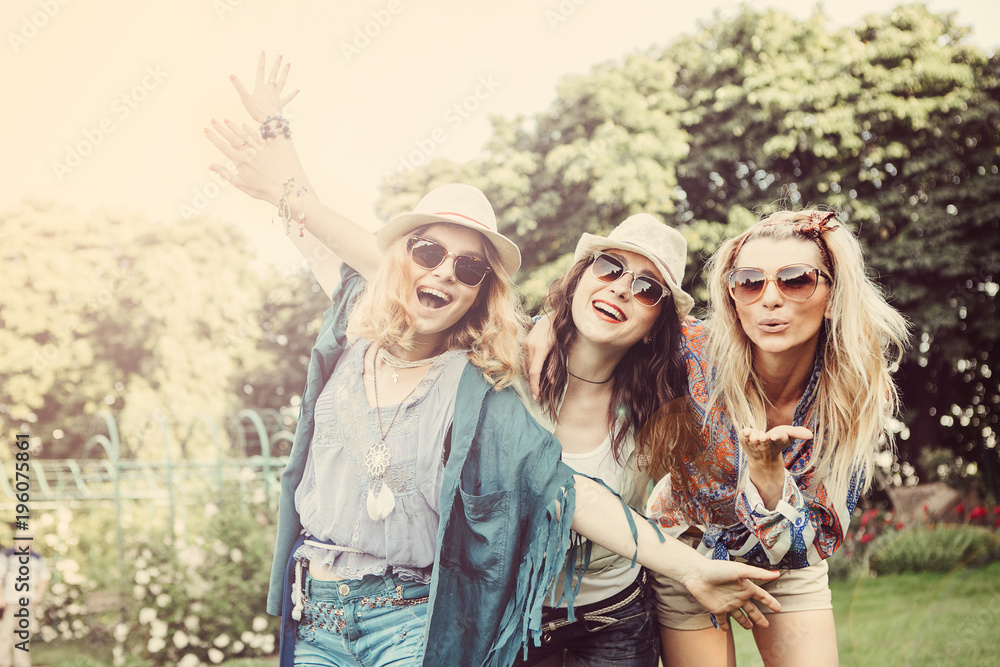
[
  {"x1": 27, "y1": 483, "x2": 279, "y2": 666},
  {"x1": 119, "y1": 489, "x2": 279, "y2": 665},
  {"x1": 828, "y1": 501, "x2": 1000, "y2": 580}
]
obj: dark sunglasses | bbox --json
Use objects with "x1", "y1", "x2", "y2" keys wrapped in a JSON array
[
  {"x1": 407, "y1": 236, "x2": 492, "y2": 287},
  {"x1": 726, "y1": 264, "x2": 831, "y2": 304},
  {"x1": 590, "y1": 252, "x2": 670, "y2": 308}
]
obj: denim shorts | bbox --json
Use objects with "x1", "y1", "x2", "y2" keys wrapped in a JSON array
[
  {"x1": 513, "y1": 569, "x2": 660, "y2": 667},
  {"x1": 293, "y1": 571, "x2": 430, "y2": 667}
]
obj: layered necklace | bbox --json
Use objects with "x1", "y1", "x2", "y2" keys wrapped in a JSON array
[
  {"x1": 363, "y1": 347, "x2": 432, "y2": 520},
  {"x1": 376, "y1": 347, "x2": 443, "y2": 383}
]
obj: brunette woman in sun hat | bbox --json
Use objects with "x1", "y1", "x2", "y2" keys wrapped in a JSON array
[
  {"x1": 206, "y1": 53, "x2": 786, "y2": 667},
  {"x1": 510, "y1": 213, "x2": 705, "y2": 666},
  {"x1": 527, "y1": 210, "x2": 908, "y2": 667}
]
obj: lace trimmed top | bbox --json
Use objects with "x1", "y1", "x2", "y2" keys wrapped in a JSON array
[{"x1": 293, "y1": 338, "x2": 468, "y2": 583}]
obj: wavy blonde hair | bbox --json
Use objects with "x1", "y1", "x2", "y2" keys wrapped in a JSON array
[
  {"x1": 347, "y1": 224, "x2": 527, "y2": 389},
  {"x1": 704, "y1": 210, "x2": 909, "y2": 500}
]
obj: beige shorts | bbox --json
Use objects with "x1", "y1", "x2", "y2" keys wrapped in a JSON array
[{"x1": 652, "y1": 538, "x2": 832, "y2": 630}]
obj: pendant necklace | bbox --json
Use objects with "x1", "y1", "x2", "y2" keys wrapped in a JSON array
[
  {"x1": 377, "y1": 347, "x2": 443, "y2": 383},
  {"x1": 364, "y1": 347, "x2": 420, "y2": 520}
]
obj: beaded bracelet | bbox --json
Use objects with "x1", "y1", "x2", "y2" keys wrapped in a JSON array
[
  {"x1": 273, "y1": 178, "x2": 295, "y2": 235},
  {"x1": 260, "y1": 115, "x2": 291, "y2": 140},
  {"x1": 273, "y1": 179, "x2": 309, "y2": 237}
]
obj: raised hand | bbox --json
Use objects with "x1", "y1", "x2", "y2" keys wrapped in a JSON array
[
  {"x1": 205, "y1": 119, "x2": 286, "y2": 203},
  {"x1": 230, "y1": 52, "x2": 299, "y2": 123},
  {"x1": 739, "y1": 424, "x2": 813, "y2": 508}
]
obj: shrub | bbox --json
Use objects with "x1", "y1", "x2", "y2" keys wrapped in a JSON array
[{"x1": 869, "y1": 524, "x2": 1000, "y2": 575}]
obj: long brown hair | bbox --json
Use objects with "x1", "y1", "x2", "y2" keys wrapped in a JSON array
[{"x1": 536, "y1": 255, "x2": 687, "y2": 463}]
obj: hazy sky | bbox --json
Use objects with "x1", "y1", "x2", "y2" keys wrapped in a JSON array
[{"x1": 4, "y1": 0, "x2": 996, "y2": 266}]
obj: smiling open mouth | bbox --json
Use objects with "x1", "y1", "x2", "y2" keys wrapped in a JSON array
[
  {"x1": 593, "y1": 301, "x2": 625, "y2": 322},
  {"x1": 418, "y1": 287, "x2": 452, "y2": 309}
]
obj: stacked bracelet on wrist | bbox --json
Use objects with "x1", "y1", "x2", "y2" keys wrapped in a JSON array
[
  {"x1": 260, "y1": 115, "x2": 291, "y2": 140},
  {"x1": 273, "y1": 178, "x2": 308, "y2": 237}
]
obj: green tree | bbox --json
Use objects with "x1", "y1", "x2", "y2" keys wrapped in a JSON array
[
  {"x1": 375, "y1": 2, "x2": 1000, "y2": 495},
  {"x1": 0, "y1": 200, "x2": 321, "y2": 459}
]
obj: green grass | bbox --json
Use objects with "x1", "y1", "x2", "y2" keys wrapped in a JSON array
[
  {"x1": 31, "y1": 563, "x2": 1000, "y2": 666},
  {"x1": 733, "y1": 560, "x2": 1000, "y2": 666}
]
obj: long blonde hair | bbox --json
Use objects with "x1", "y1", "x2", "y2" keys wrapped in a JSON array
[
  {"x1": 704, "y1": 210, "x2": 909, "y2": 500},
  {"x1": 347, "y1": 224, "x2": 527, "y2": 389}
]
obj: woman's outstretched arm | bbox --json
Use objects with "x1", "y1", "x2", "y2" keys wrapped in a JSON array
[{"x1": 570, "y1": 475, "x2": 781, "y2": 631}]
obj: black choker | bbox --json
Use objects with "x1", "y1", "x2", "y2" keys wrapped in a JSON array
[{"x1": 567, "y1": 369, "x2": 612, "y2": 385}]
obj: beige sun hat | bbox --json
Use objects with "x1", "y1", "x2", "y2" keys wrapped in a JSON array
[
  {"x1": 574, "y1": 213, "x2": 695, "y2": 318},
  {"x1": 377, "y1": 183, "x2": 521, "y2": 275}
]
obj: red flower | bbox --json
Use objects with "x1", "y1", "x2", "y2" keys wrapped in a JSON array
[
  {"x1": 861, "y1": 514, "x2": 871, "y2": 528},
  {"x1": 895, "y1": 522, "x2": 905, "y2": 530},
  {"x1": 860, "y1": 533, "x2": 874, "y2": 544},
  {"x1": 955, "y1": 503, "x2": 966, "y2": 517},
  {"x1": 969, "y1": 506, "x2": 988, "y2": 521},
  {"x1": 994, "y1": 516, "x2": 1000, "y2": 528},
  {"x1": 994, "y1": 506, "x2": 1000, "y2": 515},
  {"x1": 922, "y1": 504, "x2": 929, "y2": 514}
]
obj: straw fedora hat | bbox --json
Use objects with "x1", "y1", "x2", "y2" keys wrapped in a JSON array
[
  {"x1": 574, "y1": 213, "x2": 695, "y2": 318},
  {"x1": 377, "y1": 184, "x2": 521, "y2": 275}
]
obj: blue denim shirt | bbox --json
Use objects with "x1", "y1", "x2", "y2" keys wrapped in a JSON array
[{"x1": 269, "y1": 265, "x2": 579, "y2": 667}]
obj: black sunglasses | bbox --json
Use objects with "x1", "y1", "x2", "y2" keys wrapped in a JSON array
[
  {"x1": 590, "y1": 252, "x2": 670, "y2": 307},
  {"x1": 407, "y1": 236, "x2": 492, "y2": 287},
  {"x1": 726, "y1": 264, "x2": 831, "y2": 304}
]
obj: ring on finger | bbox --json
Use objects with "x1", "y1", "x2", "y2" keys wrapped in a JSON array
[{"x1": 237, "y1": 141, "x2": 249, "y2": 150}]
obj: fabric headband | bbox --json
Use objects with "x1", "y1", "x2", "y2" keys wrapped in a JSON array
[{"x1": 731, "y1": 211, "x2": 839, "y2": 274}]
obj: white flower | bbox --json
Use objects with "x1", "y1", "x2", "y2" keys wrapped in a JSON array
[
  {"x1": 51, "y1": 582, "x2": 67, "y2": 596},
  {"x1": 240, "y1": 631, "x2": 253, "y2": 644},
  {"x1": 133, "y1": 585, "x2": 146, "y2": 600},
  {"x1": 191, "y1": 602, "x2": 203, "y2": 614},
  {"x1": 135, "y1": 556, "x2": 147, "y2": 570},
  {"x1": 114, "y1": 624, "x2": 129, "y2": 643},
  {"x1": 141, "y1": 548, "x2": 152, "y2": 559},
  {"x1": 150, "y1": 620, "x2": 168, "y2": 639},
  {"x1": 138, "y1": 608, "x2": 157, "y2": 625},
  {"x1": 213, "y1": 633, "x2": 230, "y2": 648},
  {"x1": 230, "y1": 548, "x2": 243, "y2": 563},
  {"x1": 71, "y1": 619, "x2": 84, "y2": 631},
  {"x1": 231, "y1": 640, "x2": 245, "y2": 653},
  {"x1": 41, "y1": 626, "x2": 58, "y2": 642},
  {"x1": 183, "y1": 615, "x2": 200, "y2": 632},
  {"x1": 208, "y1": 648, "x2": 225, "y2": 664},
  {"x1": 211, "y1": 540, "x2": 228, "y2": 557},
  {"x1": 147, "y1": 636, "x2": 166, "y2": 653},
  {"x1": 155, "y1": 593, "x2": 171, "y2": 607},
  {"x1": 135, "y1": 569, "x2": 151, "y2": 586},
  {"x1": 251, "y1": 616, "x2": 268, "y2": 632},
  {"x1": 204, "y1": 503, "x2": 219, "y2": 519},
  {"x1": 177, "y1": 654, "x2": 201, "y2": 667},
  {"x1": 112, "y1": 645, "x2": 125, "y2": 667},
  {"x1": 66, "y1": 603, "x2": 82, "y2": 615},
  {"x1": 261, "y1": 634, "x2": 275, "y2": 653},
  {"x1": 173, "y1": 630, "x2": 189, "y2": 649}
]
